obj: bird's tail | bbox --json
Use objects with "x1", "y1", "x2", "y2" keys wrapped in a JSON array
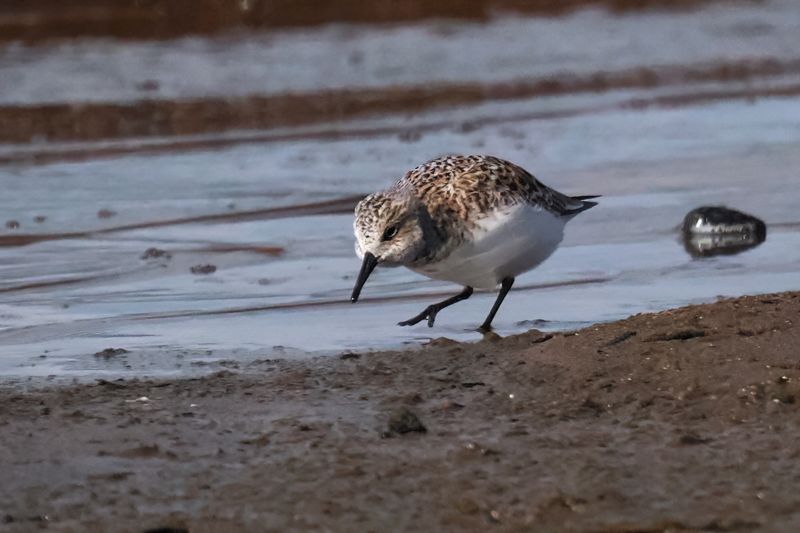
[{"x1": 563, "y1": 195, "x2": 600, "y2": 216}]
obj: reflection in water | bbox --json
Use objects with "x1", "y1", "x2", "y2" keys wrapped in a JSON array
[{"x1": 681, "y1": 206, "x2": 767, "y2": 258}]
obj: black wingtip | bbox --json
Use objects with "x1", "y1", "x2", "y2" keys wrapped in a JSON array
[{"x1": 564, "y1": 194, "x2": 600, "y2": 216}]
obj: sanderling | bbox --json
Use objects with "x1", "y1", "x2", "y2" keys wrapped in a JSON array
[{"x1": 350, "y1": 154, "x2": 598, "y2": 331}]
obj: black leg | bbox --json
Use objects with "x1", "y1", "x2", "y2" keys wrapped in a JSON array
[
  {"x1": 398, "y1": 286, "x2": 474, "y2": 328},
  {"x1": 479, "y1": 277, "x2": 514, "y2": 332}
]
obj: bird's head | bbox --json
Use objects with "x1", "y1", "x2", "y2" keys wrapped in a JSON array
[{"x1": 350, "y1": 189, "x2": 432, "y2": 302}]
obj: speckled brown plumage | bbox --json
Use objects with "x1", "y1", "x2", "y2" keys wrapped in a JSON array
[
  {"x1": 397, "y1": 154, "x2": 586, "y2": 219},
  {"x1": 354, "y1": 154, "x2": 597, "y2": 264}
]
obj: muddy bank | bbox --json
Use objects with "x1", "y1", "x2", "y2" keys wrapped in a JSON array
[
  {"x1": 0, "y1": 0, "x2": 743, "y2": 42},
  {"x1": 2, "y1": 291, "x2": 799, "y2": 531},
  {"x1": 2, "y1": 57, "x2": 798, "y2": 145}
]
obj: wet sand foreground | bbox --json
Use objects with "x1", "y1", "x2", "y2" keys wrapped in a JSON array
[{"x1": 2, "y1": 291, "x2": 799, "y2": 532}]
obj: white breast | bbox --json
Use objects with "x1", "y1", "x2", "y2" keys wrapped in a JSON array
[{"x1": 412, "y1": 204, "x2": 566, "y2": 290}]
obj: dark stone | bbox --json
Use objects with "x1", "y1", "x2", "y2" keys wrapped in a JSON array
[
  {"x1": 681, "y1": 206, "x2": 766, "y2": 258},
  {"x1": 94, "y1": 348, "x2": 130, "y2": 358},
  {"x1": 190, "y1": 264, "x2": 217, "y2": 275},
  {"x1": 386, "y1": 408, "x2": 427, "y2": 436},
  {"x1": 141, "y1": 247, "x2": 171, "y2": 260}
]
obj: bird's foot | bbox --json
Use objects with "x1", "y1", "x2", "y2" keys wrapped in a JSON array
[{"x1": 398, "y1": 305, "x2": 439, "y2": 328}]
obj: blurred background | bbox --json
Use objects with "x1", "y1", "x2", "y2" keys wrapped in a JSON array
[{"x1": 0, "y1": 0, "x2": 798, "y2": 378}]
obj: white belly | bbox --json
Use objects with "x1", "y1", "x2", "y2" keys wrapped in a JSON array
[{"x1": 412, "y1": 204, "x2": 565, "y2": 290}]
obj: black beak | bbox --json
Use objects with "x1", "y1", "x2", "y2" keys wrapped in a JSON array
[{"x1": 351, "y1": 252, "x2": 378, "y2": 303}]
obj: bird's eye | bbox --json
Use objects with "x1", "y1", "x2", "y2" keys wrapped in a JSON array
[{"x1": 382, "y1": 225, "x2": 399, "y2": 241}]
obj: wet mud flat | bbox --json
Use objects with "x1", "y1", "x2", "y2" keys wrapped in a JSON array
[{"x1": 2, "y1": 291, "x2": 800, "y2": 532}]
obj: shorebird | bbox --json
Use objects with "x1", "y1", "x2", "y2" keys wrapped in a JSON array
[{"x1": 350, "y1": 154, "x2": 598, "y2": 331}]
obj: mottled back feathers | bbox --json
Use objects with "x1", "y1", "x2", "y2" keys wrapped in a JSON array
[{"x1": 396, "y1": 154, "x2": 593, "y2": 220}]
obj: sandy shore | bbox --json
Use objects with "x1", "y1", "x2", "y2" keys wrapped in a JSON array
[{"x1": 2, "y1": 291, "x2": 799, "y2": 531}]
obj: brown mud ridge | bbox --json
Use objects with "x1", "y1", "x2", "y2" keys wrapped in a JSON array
[
  {"x1": 2, "y1": 57, "x2": 797, "y2": 147},
  {"x1": 2, "y1": 291, "x2": 799, "y2": 531},
  {"x1": 1, "y1": 0, "x2": 747, "y2": 42},
  {"x1": 11, "y1": 78, "x2": 800, "y2": 168}
]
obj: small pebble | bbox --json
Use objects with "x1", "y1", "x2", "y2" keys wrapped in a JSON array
[
  {"x1": 190, "y1": 264, "x2": 217, "y2": 275},
  {"x1": 386, "y1": 408, "x2": 426, "y2": 436}
]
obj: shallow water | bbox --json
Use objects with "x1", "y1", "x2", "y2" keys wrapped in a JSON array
[
  {"x1": 1, "y1": 1, "x2": 799, "y2": 379},
  {"x1": 3, "y1": 0, "x2": 800, "y2": 106}
]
